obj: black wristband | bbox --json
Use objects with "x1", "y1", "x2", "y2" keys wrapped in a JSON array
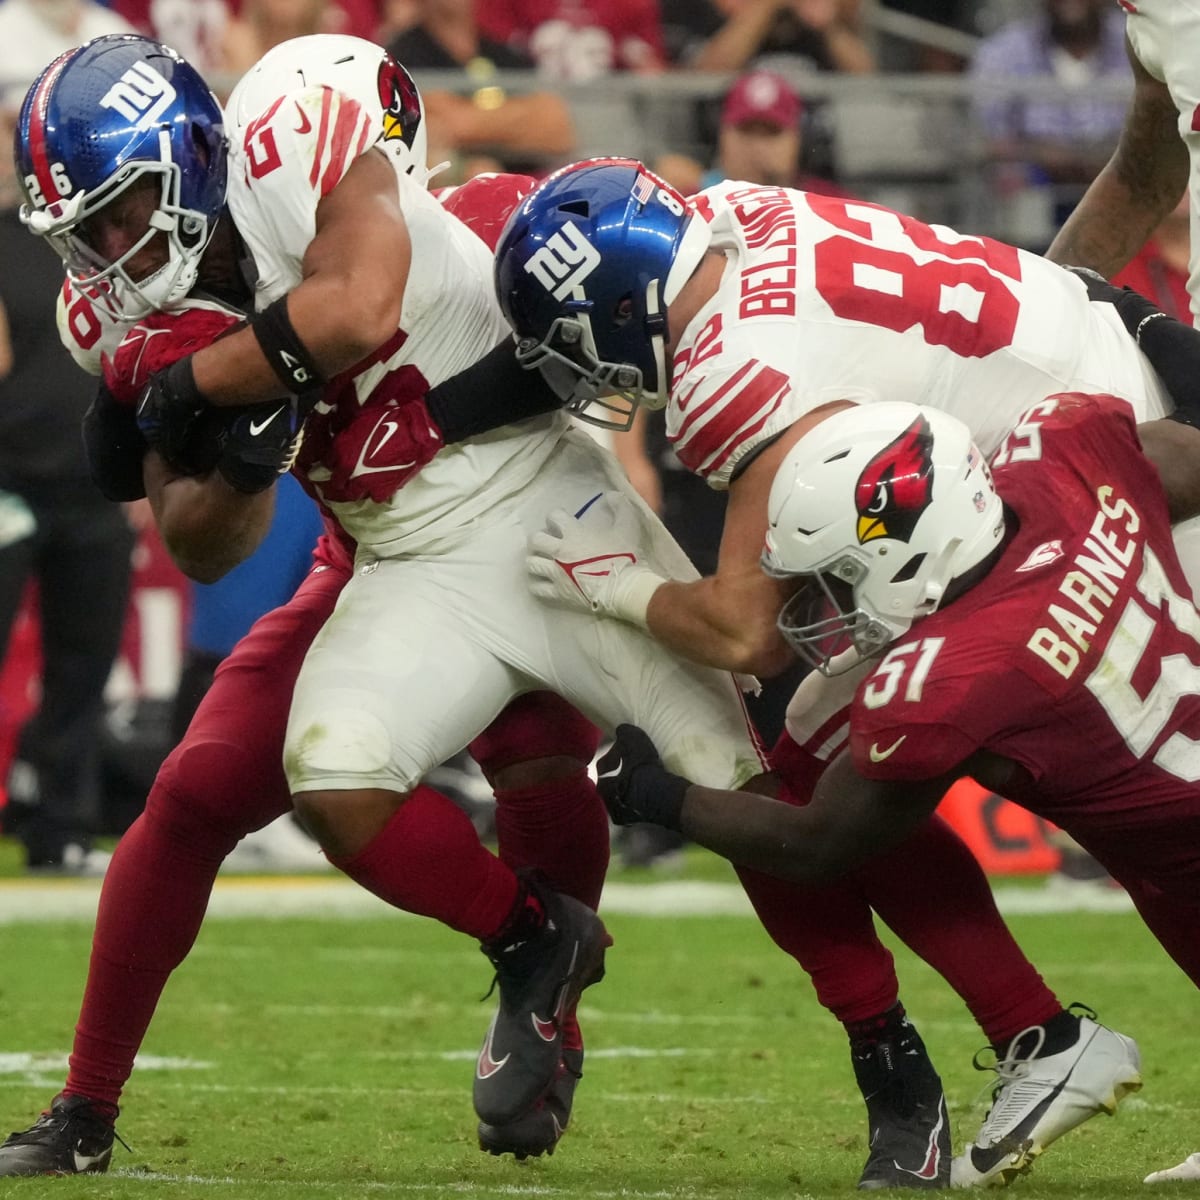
[
  {"x1": 250, "y1": 295, "x2": 326, "y2": 394},
  {"x1": 1123, "y1": 302, "x2": 1200, "y2": 429},
  {"x1": 426, "y1": 340, "x2": 562, "y2": 444},
  {"x1": 642, "y1": 770, "x2": 691, "y2": 832}
]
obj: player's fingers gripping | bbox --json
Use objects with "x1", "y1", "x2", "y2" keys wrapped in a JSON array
[
  {"x1": 527, "y1": 509, "x2": 585, "y2": 609},
  {"x1": 597, "y1": 724, "x2": 689, "y2": 829}
]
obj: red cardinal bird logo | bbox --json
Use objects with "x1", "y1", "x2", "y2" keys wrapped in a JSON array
[
  {"x1": 854, "y1": 415, "x2": 935, "y2": 545},
  {"x1": 377, "y1": 56, "x2": 421, "y2": 148}
]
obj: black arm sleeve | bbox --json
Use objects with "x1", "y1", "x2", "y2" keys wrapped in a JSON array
[
  {"x1": 82, "y1": 384, "x2": 149, "y2": 502},
  {"x1": 425, "y1": 340, "x2": 563, "y2": 444},
  {"x1": 1079, "y1": 274, "x2": 1200, "y2": 429},
  {"x1": 1116, "y1": 297, "x2": 1200, "y2": 429}
]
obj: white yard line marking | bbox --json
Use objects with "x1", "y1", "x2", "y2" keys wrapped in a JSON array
[{"x1": 0, "y1": 878, "x2": 1135, "y2": 925}]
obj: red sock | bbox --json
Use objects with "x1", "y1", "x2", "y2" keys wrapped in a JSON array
[
  {"x1": 328, "y1": 784, "x2": 519, "y2": 941},
  {"x1": 857, "y1": 816, "x2": 1061, "y2": 1045},
  {"x1": 492, "y1": 767, "x2": 610, "y2": 912}
]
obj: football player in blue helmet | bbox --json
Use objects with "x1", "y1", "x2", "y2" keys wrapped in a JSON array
[
  {"x1": 494, "y1": 157, "x2": 712, "y2": 430},
  {"x1": 14, "y1": 34, "x2": 228, "y2": 321}
]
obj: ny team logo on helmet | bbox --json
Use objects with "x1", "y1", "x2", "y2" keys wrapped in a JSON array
[
  {"x1": 493, "y1": 157, "x2": 713, "y2": 430},
  {"x1": 15, "y1": 34, "x2": 228, "y2": 320},
  {"x1": 855, "y1": 415, "x2": 936, "y2": 546}
]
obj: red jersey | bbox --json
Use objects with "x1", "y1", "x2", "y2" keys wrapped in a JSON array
[{"x1": 850, "y1": 393, "x2": 1200, "y2": 896}]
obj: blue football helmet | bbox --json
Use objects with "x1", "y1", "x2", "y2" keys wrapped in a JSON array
[
  {"x1": 15, "y1": 34, "x2": 228, "y2": 319},
  {"x1": 494, "y1": 158, "x2": 713, "y2": 430}
]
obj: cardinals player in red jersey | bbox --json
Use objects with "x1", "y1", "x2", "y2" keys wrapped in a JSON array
[{"x1": 597, "y1": 392, "x2": 1200, "y2": 1185}]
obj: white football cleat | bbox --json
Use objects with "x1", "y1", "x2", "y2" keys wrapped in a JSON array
[
  {"x1": 1145, "y1": 1154, "x2": 1200, "y2": 1184},
  {"x1": 952, "y1": 1012, "x2": 1142, "y2": 1188}
]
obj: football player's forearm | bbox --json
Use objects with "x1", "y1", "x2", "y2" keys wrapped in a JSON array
[
  {"x1": 1138, "y1": 420, "x2": 1200, "y2": 523},
  {"x1": 1047, "y1": 78, "x2": 1187, "y2": 275},
  {"x1": 645, "y1": 576, "x2": 795, "y2": 677},
  {"x1": 189, "y1": 285, "x2": 391, "y2": 407},
  {"x1": 146, "y1": 457, "x2": 274, "y2": 583},
  {"x1": 679, "y1": 785, "x2": 860, "y2": 885},
  {"x1": 1047, "y1": 169, "x2": 1173, "y2": 277}
]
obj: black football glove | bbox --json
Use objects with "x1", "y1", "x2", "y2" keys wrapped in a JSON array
[
  {"x1": 596, "y1": 724, "x2": 691, "y2": 831},
  {"x1": 216, "y1": 393, "x2": 317, "y2": 494},
  {"x1": 1064, "y1": 265, "x2": 1168, "y2": 341},
  {"x1": 135, "y1": 355, "x2": 210, "y2": 472}
]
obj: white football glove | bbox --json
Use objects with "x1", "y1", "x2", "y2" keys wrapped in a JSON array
[{"x1": 528, "y1": 495, "x2": 666, "y2": 626}]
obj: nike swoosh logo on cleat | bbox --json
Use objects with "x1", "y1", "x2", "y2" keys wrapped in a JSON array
[
  {"x1": 73, "y1": 1150, "x2": 108, "y2": 1172},
  {"x1": 531, "y1": 943, "x2": 580, "y2": 1042},
  {"x1": 893, "y1": 1102, "x2": 946, "y2": 1181},
  {"x1": 476, "y1": 1016, "x2": 511, "y2": 1079}
]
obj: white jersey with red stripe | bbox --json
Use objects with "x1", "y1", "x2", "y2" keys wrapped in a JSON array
[
  {"x1": 223, "y1": 41, "x2": 566, "y2": 557},
  {"x1": 669, "y1": 181, "x2": 1171, "y2": 489},
  {"x1": 1123, "y1": 1, "x2": 1200, "y2": 326}
]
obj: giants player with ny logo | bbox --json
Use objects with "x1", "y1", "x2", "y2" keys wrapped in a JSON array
[{"x1": 497, "y1": 160, "x2": 1179, "y2": 1185}]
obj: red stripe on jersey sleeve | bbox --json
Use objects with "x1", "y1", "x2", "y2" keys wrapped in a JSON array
[
  {"x1": 308, "y1": 87, "x2": 335, "y2": 189},
  {"x1": 672, "y1": 362, "x2": 790, "y2": 477},
  {"x1": 320, "y1": 96, "x2": 369, "y2": 198}
]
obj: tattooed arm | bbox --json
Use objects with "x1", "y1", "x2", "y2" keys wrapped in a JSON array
[{"x1": 1046, "y1": 37, "x2": 1188, "y2": 276}]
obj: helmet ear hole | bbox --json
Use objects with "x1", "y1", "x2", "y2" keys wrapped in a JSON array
[
  {"x1": 890, "y1": 553, "x2": 926, "y2": 584},
  {"x1": 613, "y1": 293, "x2": 634, "y2": 326}
]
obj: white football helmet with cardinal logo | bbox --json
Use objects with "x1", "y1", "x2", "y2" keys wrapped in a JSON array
[{"x1": 761, "y1": 402, "x2": 1006, "y2": 675}]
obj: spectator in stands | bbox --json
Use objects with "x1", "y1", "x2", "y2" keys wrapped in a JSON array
[
  {"x1": 0, "y1": 0, "x2": 133, "y2": 94},
  {"x1": 874, "y1": 0, "x2": 976, "y2": 73},
  {"x1": 476, "y1": 0, "x2": 666, "y2": 82},
  {"x1": 379, "y1": 0, "x2": 418, "y2": 43},
  {"x1": 968, "y1": 0, "x2": 1130, "y2": 243},
  {"x1": 0, "y1": 101, "x2": 136, "y2": 875},
  {"x1": 219, "y1": 0, "x2": 341, "y2": 76},
  {"x1": 106, "y1": 0, "x2": 232, "y2": 77},
  {"x1": 389, "y1": 0, "x2": 575, "y2": 173},
  {"x1": 655, "y1": 68, "x2": 848, "y2": 198},
  {"x1": 660, "y1": 0, "x2": 874, "y2": 75}
]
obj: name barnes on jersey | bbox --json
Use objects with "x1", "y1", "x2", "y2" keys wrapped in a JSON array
[{"x1": 1025, "y1": 484, "x2": 1142, "y2": 680}]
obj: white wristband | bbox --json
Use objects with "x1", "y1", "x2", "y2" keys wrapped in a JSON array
[{"x1": 608, "y1": 567, "x2": 666, "y2": 628}]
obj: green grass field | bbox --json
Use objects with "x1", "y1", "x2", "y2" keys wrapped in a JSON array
[{"x1": 0, "y1": 849, "x2": 1193, "y2": 1199}]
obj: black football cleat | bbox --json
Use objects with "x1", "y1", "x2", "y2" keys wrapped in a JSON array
[
  {"x1": 0, "y1": 1094, "x2": 120, "y2": 1176},
  {"x1": 852, "y1": 1016, "x2": 951, "y2": 1190},
  {"x1": 474, "y1": 887, "x2": 610, "y2": 1127},
  {"x1": 478, "y1": 1046, "x2": 584, "y2": 1159}
]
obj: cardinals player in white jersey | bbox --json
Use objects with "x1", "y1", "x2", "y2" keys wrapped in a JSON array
[
  {"x1": 9, "y1": 29, "x2": 786, "y2": 1174},
  {"x1": 9, "y1": 32, "x2": 643, "y2": 1170},
  {"x1": 494, "y1": 159, "x2": 1170, "y2": 1183}
]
